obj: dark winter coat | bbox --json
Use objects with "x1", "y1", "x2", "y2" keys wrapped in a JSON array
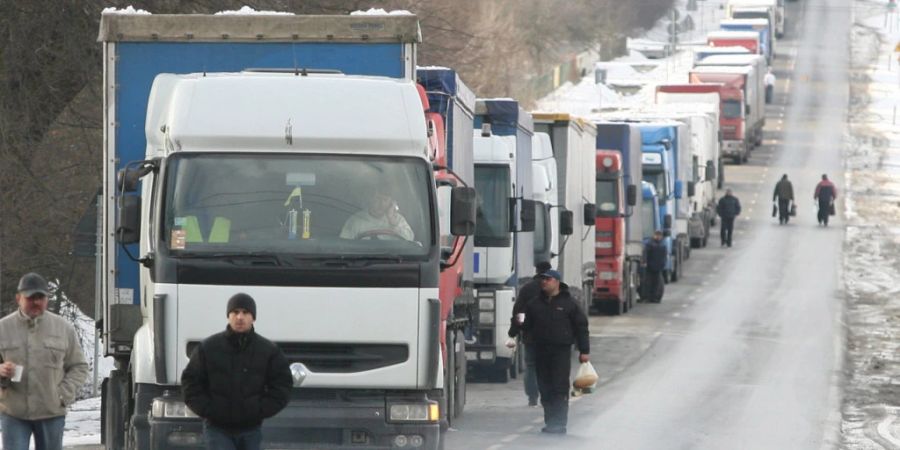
[
  {"x1": 773, "y1": 180, "x2": 794, "y2": 201},
  {"x1": 507, "y1": 277, "x2": 542, "y2": 339},
  {"x1": 644, "y1": 238, "x2": 668, "y2": 272},
  {"x1": 521, "y1": 286, "x2": 590, "y2": 354},
  {"x1": 182, "y1": 326, "x2": 292, "y2": 432},
  {"x1": 814, "y1": 180, "x2": 837, "y2": 205},
  {"x1": 716, "y1": 194, "x2": 742, "y2": 219}
]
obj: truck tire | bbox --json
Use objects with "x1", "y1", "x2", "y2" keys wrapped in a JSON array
[
  {"x1": 732, "y1": 155, "x2": 742, "y2": 165},
  {"x1": 102, "y1": 371, "x2": 128, "y2": 450},
  {"x1": 691, "y1": 237, "x2": 702, "y2": 249},
  {"x1": 493, "y1": 359, "x2": 510, "y2": 383},
  {"x1": 452, "y1": 331, "x2": 467, "y2": 419}
]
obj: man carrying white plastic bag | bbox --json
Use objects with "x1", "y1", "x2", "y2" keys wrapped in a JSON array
[{"x1": 521, "y1": 270, "x2": 590, "y2": 435}]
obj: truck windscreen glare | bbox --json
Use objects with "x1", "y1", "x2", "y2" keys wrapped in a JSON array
[
  {"x1": 161, "y1": 153, "x2": 433, "y2": 257},
  {"x1": 642, "y1": 168, "x2": 667, "y2": 199},
  {"x1": 474, "y1": 165, "x2": 511, "y2": 247},
  {"x1": 722, "y1": 100, "x2": 744, "y2": 119},
  {"x1": 642, "y1": 201, "x2": 656, "y2": 239},
  {"x1": 595, "y1": 178, "x2": 620, "y2": 217}
]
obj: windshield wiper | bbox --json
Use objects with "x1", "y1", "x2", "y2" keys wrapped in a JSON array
[
  {"x1": 175, "y1": 251, "x2": 287, "y2": 266},
  {"x1": 290, "y1": 255, "x2": 404, "y2": 267}
]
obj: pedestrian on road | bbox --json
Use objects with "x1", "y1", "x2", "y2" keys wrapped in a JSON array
[
  {"x1": 0, "y1": 273, "x2": 89, "y2": 450},
  {"x1": 814, "y1": 174, "x2": 838, "y2": 226},
  {"x1": 764, "y1": 67, "x2": 776, "y2": 104},
  {"x1": 716, "y1": 189, "x2": 742, "y2": 247},
  {"x1": 641, "y1": 231, "x2": 668, "y2": 303},
  {"x1": 773, "y1": 174, "x2": 794, "y2": 225},
  {"x1": 522, "y1": 270, "x2": 590, "y2": 435},
  {"x1": 507, "y1": 260, "x2": 552, "y2": 407},
  {"x1": 182, "y1": 293, "x2": 292, "y2": 450}
]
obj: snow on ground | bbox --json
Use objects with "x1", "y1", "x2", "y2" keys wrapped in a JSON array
[
  {"x1": 535, "y1": 0, "x2": 727, "y2": 116},
  {"x1": 840, "y1": 1, "x2": 900, "y2": 447}
]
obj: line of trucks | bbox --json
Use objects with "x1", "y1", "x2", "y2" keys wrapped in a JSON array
[{"x1": 95, "y1": 5, "x2": 776, "y2": 449}]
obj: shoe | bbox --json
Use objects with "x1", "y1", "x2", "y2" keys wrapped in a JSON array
[
  {"x1": 528, "y1": 397, "x2": 538, "y2": 407},
  {"x1": 541, "y1": 426, "x2": 567, "y2": 434},
  {"x1": 727, "y1": 243, "x2": 732, "y2": 247}
]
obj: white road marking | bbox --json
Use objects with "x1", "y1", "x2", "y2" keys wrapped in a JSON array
[
  {"x1": 672, "y1": 312, "x2": 681, "y2": 318},
  {"x1": 487, "y1": 444, "x2": 503, "y2": 450},
  {"x1": 682, "y1": 303, "x2": 690, "y2": 308},
  {"x1": 532, "y1": 418, "x2": 543, "y2": 424},
  {"x1": 517, "y1": 425, "x2": 532, "y2": 433},
  {"x1": 501, "y1": 435, "x2": 518, "y2": 443}
]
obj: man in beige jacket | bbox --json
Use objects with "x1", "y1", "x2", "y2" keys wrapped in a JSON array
[{"x1": 0, "y1": 273, "x2": 88, "y2": 450}]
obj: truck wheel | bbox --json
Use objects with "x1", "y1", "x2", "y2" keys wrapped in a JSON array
[
  {"x1": 493, "y1": 359, "x2": 510, "y2": 383},
  {"x1": 102, "y1": 371, "x2": 127, "y2": 450},
  {"x1": 453, "y1": 331, "x2": 467, "y2": 419},
  {"x1": 606, "y1": 300, "x2": 624, "y2": 316},
  {"x1": 732, "y1": 156, "x2": 742, "y2": 165}
]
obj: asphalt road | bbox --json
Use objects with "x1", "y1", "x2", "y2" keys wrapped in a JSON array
[{"x1": 445, "y1": 1, "x2": 850, "y2": 449}]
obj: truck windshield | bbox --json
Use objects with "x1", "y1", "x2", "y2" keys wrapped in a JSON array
[
  {"x1": 733, "y1": 11, "x2": 769, "y2": 20},
  {"x1": 595, "y1": 178, "x2": 620, "y2": 217},
  {"x1": 161, "y1": 153, "x2": 433, "y2": 257},
  {"x1": 722, "y1": 100, "x2": 744, "y2": 119},
  {"x1": 642, "y1": 166, "x2": 667, "y2": 199},
  {"x1": 474, "y1": 164, "x2": 511, "y2": 247},
  {"x1": 641, "y1": 200, "x2": 656, "y2": 240}
]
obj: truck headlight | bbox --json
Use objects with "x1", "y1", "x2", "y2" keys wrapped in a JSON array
[
  {"x1": 478, "y1": 311, "x2": 495, "y2": 325},
  {"x1": 599, "y1": 271, "x2": 617, "y2": 280},
  {"x1": 151, "y1": 398, "x2": 198, "y2": 419},
  {"x1": 478, "y1": 297, "x2": 495, "y2": 310},
  {"x1": 595, "y1": 241, "x2": 613, "y2": 249},
  {"x1": 388, "y1": 402, "x2": 439, "y2": 423}
]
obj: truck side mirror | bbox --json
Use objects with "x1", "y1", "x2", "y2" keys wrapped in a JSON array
[
  {"x1": 674, "y1": 180, "x2": 684, "y2": 199},
  {"x1": 559, "y1": 209, "x2": 574, "y2": 236},
  {"x1": 706, "y1": 160, "x2": 716, "y2": 181},
  {"x1": 520, "y1": 199, "x2": 536, "y2": 233},
  {"x1": 583, "y1": 203, "x2": 596, "y2": 226},
  {"x1": 626, "y1": 184, "x2": 637, "y2": 207},
  {"x1": 116, "y1": 195, "x2": 141, "y2": 244},
  {"x1": 117, "y1": 160, "x2": 158, "y2": 193},
  {"x1": 687, "y1": 181, "x2": 696, "y2": 197},
  {"x1": 664, "y1": 213, "x2": 673, "y2": 230},
  {"x1": 450, "y1": 187, "x2": 476, "y2": 236}
]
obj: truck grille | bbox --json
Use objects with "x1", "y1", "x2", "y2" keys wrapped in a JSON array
[
  {"x1": 280, "y1": 343, "x2": 409, "y2": 373},
  {"x1": 186, "y1": 342, "x2": 408, "y2": 373}
]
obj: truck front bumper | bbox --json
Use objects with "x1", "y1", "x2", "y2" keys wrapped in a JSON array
[
  {"x1": 721, "y1": 140, "x2": 745, "y2": 158},
  {"x1": 148, "y1": 394, "x2": 442, "y2": 449}
]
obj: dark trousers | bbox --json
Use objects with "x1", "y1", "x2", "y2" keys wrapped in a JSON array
[
  {"x1": 777, "y1": 199, "x2": 791, "y2": 224},
  {"x1": 817, "y1": 202, "x2": 831, "y2": 225},
  {"x1": 765, "y1": 85, "x2": 774, "y2": 103},
  {"x1": 524, "y1": 342, "x2": 539, "y2": 402},
  {"x1": 204, "y1": 423, "x2": 262, "y2": 450},
  {"x1": 642, "y1": 270, "x2": 664, "y2": 302},
  {"x1": 535, "y1": 344, "x2": 572, "y2": 428},
  {"x1": 720, "y1": 216, "x2": 735, "y2": 246}
]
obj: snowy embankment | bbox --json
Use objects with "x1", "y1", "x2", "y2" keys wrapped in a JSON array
[{"x1": 841, "y1": 1, "x2": 900, "y2": 448}]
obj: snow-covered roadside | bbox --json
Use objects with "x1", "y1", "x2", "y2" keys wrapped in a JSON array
[{"x1": 841, "y1": 1, "x2": 900, "y2": 448}]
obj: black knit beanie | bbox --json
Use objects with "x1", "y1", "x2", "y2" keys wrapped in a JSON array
[{"x1": 226, "y1": 293, "x2": 256, "y2": 319}]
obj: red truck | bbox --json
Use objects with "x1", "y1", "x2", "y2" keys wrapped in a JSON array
[
  {"x1": 707, "y1": 30, "x2": 762, "y2": 55},
  {"x1": 687, "y1": 73, "x2": 749, "y2": 164}
]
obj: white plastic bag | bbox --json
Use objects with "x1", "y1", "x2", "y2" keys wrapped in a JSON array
[{"x1": 573, "y1": 361, "x2": 598, "y2": 390}]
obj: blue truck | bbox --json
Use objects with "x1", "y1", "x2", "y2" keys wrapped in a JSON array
[
  {"x1": 470, "y1": 99, "x2": 535, "y2": 381},
  {"x1": 98, "y1": 13, "x2": 477, "y2": 450},
  {"x1": 634, "y1": 122, "x2": 691, "y2": 283}
]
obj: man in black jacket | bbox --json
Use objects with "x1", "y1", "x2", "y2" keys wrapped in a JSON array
[
  {"x1": 642, "y1": 231, "x2": 668, "y2": 303},
  {"x1": 773, "y1": 174, "x2": 794, "y2": 225},
  {"x1": 507, "y1": 261, "x2": 552, "y2": 407},
  {"x1": 522, "y1": 270, "x2": 590, "y2": 435},
  {"x1": 716, "y1": 189, "x2": 742, "y2": 247},
  {"x1": 182, "y1": 293, "x2": 292, "y2": 450}
]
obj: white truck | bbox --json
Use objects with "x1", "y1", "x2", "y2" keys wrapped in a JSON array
[
  {"x1": 694, "y1": 54, "x2": 768, "y2": 149},
  {"x1": 99, "y1": 13, "x2": 475, "y2": 450},
  {"x1": 533, "y1": 113, "x2": 598, "y2": 312},
  {"x1": 470, "y1": 99, "x2": 535, "y2": 382},
  {"x1": 727, "y1": 0, "x2": 785, "y2": 38},
  {"x1": 531, "y1": 132, "x2": 560, "y2": 270}
]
